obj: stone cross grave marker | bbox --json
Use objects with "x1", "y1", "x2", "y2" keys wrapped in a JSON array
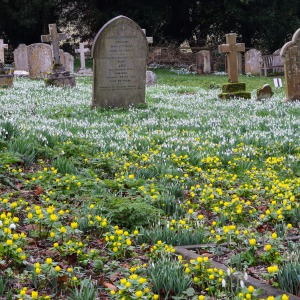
[
  {"x1": 218, "y1": 33, "x2": 245, "y2": 82},
  {"x1": 75, "y1": 43, "x2": 89, "y2": 69},
  {"x1": 280, "y1": 28, "x2": 300, "y2": 101},
  {"x1": 142, "y1": 29, "x2": 153, "y2": 45},
  {"x1": 0, "y1": 39, "x2": 8, "y2": 64},
  {"x1": 41, "y1": 24, "x2": 67, "y2": 65},
  {"x1": 91, "y1": 15, "x2": 148, "y2": 108}
]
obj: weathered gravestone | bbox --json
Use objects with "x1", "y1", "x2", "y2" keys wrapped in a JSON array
[
  {"x1": 41, "y1": 23, "x2": 75, "y2": 87},
  {"x1": 59, "y1": 50, "x2": 74, "y2": 73},
  {"x1": 13, "y1": 44, "x2": 29, "y2": 71},
  {"x1": 245, "y1": 49, "x2": 263, "y2": 75},
  {"x1": 146, "y1": 70, "x2": 157, "y2": 86},
  {"x1": 218, "y1": 33, "x2": 250, "y2": 99},
  {"x1": 0, "y1": 39, "x2": 13, "y2": 87},
  {"x1": 91, "y1": 16, "x2": 148, "y2": 108},
  {"x1": 196, "y1": 50, "x2": 212, "y2": 74},
  {"x1": 280, "y1": 28, "x2": 300, "y2": 101},
  {"x1": 256, "y1": 84, "x2": 274, "y2": 101},
  {"x1": 28, "y1": 43, "x2": 52, "y2": 79}
]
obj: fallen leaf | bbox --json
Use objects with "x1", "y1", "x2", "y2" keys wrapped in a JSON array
[{"x1": 101, "y1": 282, "x2": 117, "y2": 291}]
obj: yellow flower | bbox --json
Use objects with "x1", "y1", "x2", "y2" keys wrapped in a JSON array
[
  {"x1": 198, "y1": 296, "x2": 205, "y2": 300},
  {"x1": 60, "y1": 227, "x2": 67, "y2": 234},
  {"x1": 71, "y1": 222, "x2": 78, "y2": 229},
  {"x1": 271, "y1": 232, "x2": 277, "y2": 239},
  {"x1": 282, "y1": 295, "x2": 289, "y2": 300},
  {"x1": 265, "y1": 244, "x2": 272, "y2": 251},
  {"x1": 31, "y1": 291, "x2": 38, "y2": 299},
  {"x1": 248, "y1": 286, "x2": 254, "y2": 293},
  {"x1": 135, "y1": 291, "x2": 143, "y2": 298},
  {"x1": 35, "y1": 268, "x2": 41, "y2": 274},
  {"x1": 249, "y1": 238, "x2": 256, "y2": 246},
  {"x1": 55, "y1": 265, "x2": 61, "y2": 272},
  {"x1": 6, "y1": 239, "x2": 13, "y2": 246},
  {"x1": 46, "y1": 257, "x2": 53, "y2": 264},
  {"x1": 50, "y1": 214, "x2": 58, "y2": 221},
  {"x1": 153, "y1": 295, "x2": 159, "y2": 300},
  {"x1": 126, "y1": 239, "x2": 132, "y2": 246},
  {"x1": 128, "y1": 174, "x2": 135, "y2": 179}
]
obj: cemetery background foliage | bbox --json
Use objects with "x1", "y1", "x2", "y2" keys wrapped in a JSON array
[
  {"x1": 0, "y1": 71, "x2": 299, "y2": 299},
  {"x1": 1, "y1": 0, "x2": 300, "y2": 53}
]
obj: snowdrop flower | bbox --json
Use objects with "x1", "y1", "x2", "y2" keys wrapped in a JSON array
[
  {"x1": 240, "y1": 280, "x2": 245, "y2": 288},
  {"x1": 227, "y1": 268, "x2": 231, "y2": 276},
  {"x1": 244, "y1": 272, "x2": 248, "y2": 281},
  {"x1": 0, "y1": 220, "x2": 2, "y2": 227},
  {"x1": 222, "y1": 278, "x2": 226, "y2": 288},
  {"x1": 9, "y1": 223, "x2": 16, "y2": 230}
]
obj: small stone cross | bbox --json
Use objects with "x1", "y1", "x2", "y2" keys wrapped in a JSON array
[
  {"x1": 75, "y1": 43, "x2": 90, "y2": 69},
  {"x1": 41, "y1": 24, "x2": 67, "y2": 65},
  {"x1": 218, "y1": 33, "x2": 245, "y2": 82},
  {"x1": 0, "y1": 39, "x2": 8, "y2": 64},
  {"x1": 142, "y1": 29, "x2": 153, "y2": 45}
]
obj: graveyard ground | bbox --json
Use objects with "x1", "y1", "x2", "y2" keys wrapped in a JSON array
[{"x1": 0, "y1": 69, "x2": 299, "y2": 300}]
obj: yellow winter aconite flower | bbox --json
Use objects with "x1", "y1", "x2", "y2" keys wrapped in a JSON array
[
  {"x1": 249, "y1": 239, "x2": 256, "y2": 246},
  {"x1": 46, "y1": 257, "x2": 53, "y2": 264},
  {"x1": 31, "y1": 291, "x2": 38, "y2": 299},
  {"x1": 265, "y1": 244, "x2": 272, "y2": 251},
  {"x1": 128, "y1": 174, "x2": 135, "y2": 179},
  {"x1": 135, "y1": 291, "x2": 143, "y2": 298}
]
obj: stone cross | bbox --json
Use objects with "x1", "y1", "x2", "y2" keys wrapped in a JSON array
[
  {"x1": 218, "y1": 33, "x2": 245, "y2": 82},
  {"x1": 0, "y1": 39, "x2": 8, "y2": 64},
  {"x1": 142, "y1": 29, "x2": 153, "y2": 45},
  {"x1": 75, "y1": 43, "x2": 89, "y2": 69},
  {"x1": 41, "y1": 24, "x2": 67, "y2": 65}
]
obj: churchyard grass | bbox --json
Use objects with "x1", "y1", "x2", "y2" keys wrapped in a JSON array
[{"x1": 0, "y1": 69, "x2": 297, "y2": 300}]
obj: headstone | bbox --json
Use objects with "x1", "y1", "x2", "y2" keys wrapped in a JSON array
[
  {"x1": 196, "y1": 50, "x2": 212, "y2": 74},
  {"x1": 188, "y1": 64, "x2": 197, "y2": 72},
  {"x1": 28, "y1": 43, "x2": 52, "y2": 79},
  {"x1": 281, "y1": 28, "x2": 300, "y2": 101},
  {"x1": 41, "y1": 24, "x2": 67, "y2": 66},
  {"x1": 245, "y1": 49, "x2": 263, "y2": 75},
  {"x1": 218, "y1": 33, "x2": 250, "y2": 99},
  {"x1": 142, "y1": 29, "x2": 153, "y2": 45},
  {"x1": 59, "y1": 50, "x2": 74, "y2": 73},
  {"x1": 0, "y1": 39, "x2": 13, "y2": 87},
  {"x1": 0, "y1": 39, "x2": 8, "y2": 64},
  {"x1": 218, "y1": 33, "x2": 245, "y2": 82},
  {"x1": 256, "y1": 84, "x2": 274, "y2": 101},
  {"x1": 13, "y1": 44, "x2": 29, "y2": 71},
  {"x1": 41, "y1": 23, "x2": 75, "y2": 87},
  {"x1": 146, "y1": 70, "x2": 157, "y2": 86},
  {"x1": 91, "y1": 15, "x2": 148, "y2": 108},
  {"x1": 75, "y1": 42, "x2": 89, "y2": 70}
]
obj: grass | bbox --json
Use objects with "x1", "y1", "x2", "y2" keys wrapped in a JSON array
[{"x1": 0, "y1": 68, "x2": 297, "y2": 300}]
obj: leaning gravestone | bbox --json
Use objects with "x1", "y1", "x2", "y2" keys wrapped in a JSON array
[
  {"x1": 13, "y1": 44, "x2": 29, "y2": 71},
  {"x1": 59, "y1": 50, "x2": 74, "y2": 73},
  {"x1": 91, "y1": 15, "x2": 148, "y2": 108},
  {"x1": 245, "y1": 49, "x2": 262, "y2": 75},
  {"x1": 196, "y1": 50, "x2": 212, "y2": 74},
  {"x1": 28, "y1": 43, "x2": 52, "y2": 79},
  {"x1": 281, "y1": 28, "x2": 300, "y2": 101}
]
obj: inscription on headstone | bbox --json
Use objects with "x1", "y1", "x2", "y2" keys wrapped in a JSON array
[
  {"x1": 91, "y1": 16, "x2": 148, "y2": 108},
  {"x1": 281, "y1": 28, "x2": 300, "y2": 101}
]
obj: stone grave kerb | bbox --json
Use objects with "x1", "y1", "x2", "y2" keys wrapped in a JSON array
[
  {"x1": 218, "y1": 33, "x2": 245, "y2": 83},
  {"x1": 280, "y1": 28, "x2": 300, "y2": 101},
  {"x1": 75, "y1": 42, "x2": 89, "y2": 70},
  {"x1": 0, "y1": 39, "x2": 8, "y2": 64},
  {"x1": 41, "y1": 24, "x2": 67, "y2": 67}
]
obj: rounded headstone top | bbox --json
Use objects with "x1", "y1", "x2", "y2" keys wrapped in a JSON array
[
  {"x1": 92, "y1": 15, "x2": 148, "y2": 58},
  {"x1": 280, "y1": 28, "x2": 300, "y2": 57}
]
